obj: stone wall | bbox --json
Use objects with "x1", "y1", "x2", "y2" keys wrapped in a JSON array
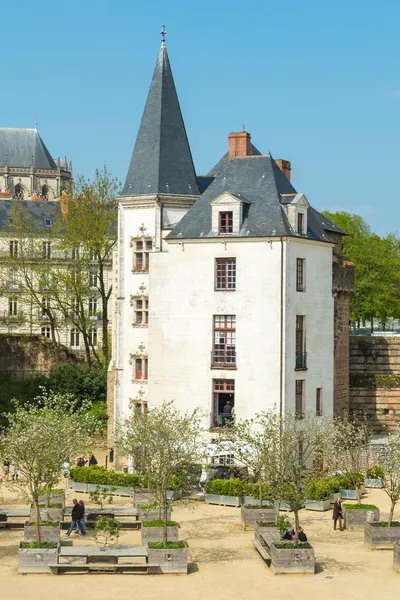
[
  {"x1": 349, "y1": 336, "x2": 400, "y2": 433},
  {"x1": 333, "y1": 258, "x2": 354, "y2": 414},
  {"x1": 0, "y1": 334, "x2": 81, "y2": 378}
]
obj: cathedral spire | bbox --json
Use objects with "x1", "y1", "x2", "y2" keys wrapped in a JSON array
[{"x1": 121, "y1": 33, "x2": 199, "y2": 197}]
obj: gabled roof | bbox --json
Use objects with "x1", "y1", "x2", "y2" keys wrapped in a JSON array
[
  {"x1": 167, "y1": 152, "x2": 345, "y2": 242},
  {"x1": 0, "y1": 128, "x2": 58, "y2": 170},
  {"x1": 207, "y1": 142, "x2": 262, "y2": 177},
  {"x1": 0, "y1": 200, "x2": 61, "y2": 233},
  {"x1": 121, "y1": 42, "x2": 199, "y2": 197}
]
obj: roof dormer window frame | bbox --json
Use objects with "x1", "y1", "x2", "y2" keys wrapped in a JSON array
[{"x1": 211, "y1": 192, "x2": 250, "y2": 236}]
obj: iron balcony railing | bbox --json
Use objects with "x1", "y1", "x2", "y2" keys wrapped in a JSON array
[
  {"x1": 295, "y1": 351, "x2": 307, "y2": 370},
  {"x1": 211, "y1": 349, "x2": 236, "y2": 368}
]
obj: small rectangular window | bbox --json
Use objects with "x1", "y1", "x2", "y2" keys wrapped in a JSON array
[
  {"x1": 44, "y1": 219, "x2": 52, "y2": 228},
  {"x1": 296, "y1": 258, "x2": 305, "y2": 292},
  {"x1": 219, "y1": 212, "x2": 233, "y2": 234},
  {"x1": 134, "y1": 239, "x2": 152, "y2": 271},
  {"x1": 316, "y1": 388, "x2": 322, "y2": 416},
  {"x1": 297, "y1": 212, "x2": 304, "y2": 235},
  {"x1": 215, "y1": 258, "x2": 236, "y2": 290},
  {"x1": 8, "y1": 298, "x2": 17, "y2": 316},
  {"x1": 134, "y1": 358, "x2": 148, "y2": 381},
  {"x1": 70, "y1": 329, "x2": 80, "y2": 348},
  {"x1": 295, "y1": 380, "x2": 304, "y2": 418},
  {"x1": 9, "y1": 240, "x2": 18, "y2": 257},
  {"x1": 88, "y1": 297, "x2": 97, "y2": 317},
  {"x1": 41, "y1": 326, "x2": 51, "y2": 338},
  {"x1": 43, "y1": 241, "x2": 51, "y2": 259},
  {"x1": 89, "y1": 328, "x2": 98, "y2": 347}
]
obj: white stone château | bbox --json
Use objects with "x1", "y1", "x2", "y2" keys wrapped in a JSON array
[{"x1": 109, "y1": 35, "x2": 348, "y2": 451}]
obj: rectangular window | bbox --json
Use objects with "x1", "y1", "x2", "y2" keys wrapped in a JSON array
[
  {"x1": 134, "y1": 240, "x2": 152, "y2": 271},
  {"x1": 316, "y1": 388, "x2": 322, "y2": 416},
  {"x1": 9, "y1": 240, "x2": 18, "y2": 257},
  {"x1": 135, "y1": 358, "x2": 148, "y2": 381},
  {"x1": 295, "y1": 380, "x2": 304, "y2": 418},
  {"x1": 213, "y1": 315, "x2": 236, "y2": 366},
  {"x1": 213, "y1": 379, "x2": 235, "y2": 428},
  {"x1": 88, "y1": 297, "x2": 97, "y2": 317},
  {"x1": 8, "y1": 269, "x2": 18, "y2": 288},
  {"x1": 296, "y1": 258, "x2": 305, "y2": 292},
  {"x1": 215, "y1": 258, "x2": 236, "y2": 290},
  {"x1": 72, "y1": 246, "x2": 79, "y2": 260},
  {"x1": 70, "y1": 329, "x2": 80, "y2": 348},
  {"x1": 90, "y1": 249, "x2": 97, "y2": 261},
  {"x1": 41, "y1": 296, "x2": 50, "y2": 318},
  {"x1": 297, "y1": 212, "x2": 304, "y2": 235},
  {"x1": 8, "y1": 298, "x2": 17, "y2": 316},
  {"x1": 134, "y1": 402, "x2": 148, "y2": 417},
  {"x1": 43, "y1": 241, "x2": 51, "y2": 259},
  {"x1": 41, "y1": 326, "x2": 51, "y2": 338},
  {"x1": 219, "y1": 211, "x2": 233, "y2": 234},
  {"x1": 134, "y1": 298, "x2": 149, "y2": 325},
  {"x1": 89, "y1": 328, "x2": 98, "y2": 347},
  {"x1": 89, "y1": 270, "x2": 98, "y2": 288},
  {"x1": 295, "y1": 315, "x2": 307, "y2": 369}
]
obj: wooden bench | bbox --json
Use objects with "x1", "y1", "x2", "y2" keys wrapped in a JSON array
[
  {"x1": 253, "y1": 531, "x2": 281, "y2": 562},
  {"x1": 50, "y1": 545, "x2": 151, "y2": 575},
  {"x1": 60, "y1": 520, "x2": 142, "y2": 530}
]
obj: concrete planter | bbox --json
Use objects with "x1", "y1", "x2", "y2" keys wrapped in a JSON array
[
  {"x1": 394, "y1": 542, "x2": 400, "y2": 573},
  {"x1": 137, "y1": 508, "x2": 171, "y2": 522},
  {"x1": 24, "y1": 524, "x2": 60, "y2": 543},
  {"x1": 166, "y1": 489, "x2": 182, "y2": 501},
  {"x1": 147, "y1": 544, "x2": 188, "y2": 574},
  {"x1": 340, "y1": 489, "x2": 359, "y2": 500},
  {"x1": 141, "y1": 525, "x2": 179, "y2": 544},
  {"x1": 305, "y1": 499, "x2": 331, "y2": 512},
  {"x1": 329, "y1": 493, "x2": 339, "y2": 504},
  {"x1": 38, "y1": 493, "x2": 65, "y2": 507},
  {"x1": 273, "y1": 500, "x2": 303, "y2": 512},
  {"x1": 30, "y1": 507, "x2": 64, "y2": 522},
  {"x1": 240, "y1": 506, "x2": 277, "y2": 530},
  {"x1": 344, "y1": 507, "x2": 380, "y2": 530},
  {"x1": 364, "y1": 478, "x2": 382, "y2": 489},
  {"x1": 205, "y1": 494, "x2": 242, "y2": 507},
  {"x1": 254, "y1": 521, "x2": 279, "y2": 543},
  {"x1": 67, "y1": 479, "x2": 134, "y2": 497},
  {"x1": 242, "y1": 496, "x2": 274, "y2": 507},
  {"x1": 18, "y1": 543, "x2": 58, "y2": 574},
  {"x1": 270, "y1": 542, "x2": 315, "y2": 575},
  {"x1": 365, "y1": 522, "x2": 400, "y2": 550}
]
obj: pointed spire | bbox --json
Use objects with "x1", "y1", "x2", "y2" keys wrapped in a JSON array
[{"x1": 121, "y1": 33, "x2": 199, "y2": 197}]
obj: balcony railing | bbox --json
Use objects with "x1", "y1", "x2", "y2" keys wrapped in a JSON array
[
  {"x1": 211, "y1": 413, "x2": 236, "y2": 429},
  {"x1": 211, "y1": 349, "x2": 236, "y2": 368},
  {"x1": 295, "y1": 351, "x2": 307, "y2": 370}
]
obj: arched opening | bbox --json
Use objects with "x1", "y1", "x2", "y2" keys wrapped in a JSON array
[
  {"x1": 13, "y1": 184, "x2": 25, "y2": 200},
  {"x1": 41, "y1": 185, "x2": 49, "y2": 201}
]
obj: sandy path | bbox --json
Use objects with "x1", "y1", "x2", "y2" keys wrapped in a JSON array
[{"x1": 1, "y1": 485, "x2": 399, "y2": 600}]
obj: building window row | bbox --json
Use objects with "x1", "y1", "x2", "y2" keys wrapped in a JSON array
[{"x1": 70, "y1": 328, "x2": 97, "y2": 349}]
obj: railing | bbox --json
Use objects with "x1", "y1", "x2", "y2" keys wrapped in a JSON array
[
  {"x1": 211, "y1": 349, "x2": 236, "y2": 368},
  {"x1": 295, "y1": 351, "x2": 307, "y2": 370},
  {"x1": 211, "y1": 413, "x2": 236, "y2": 429}
]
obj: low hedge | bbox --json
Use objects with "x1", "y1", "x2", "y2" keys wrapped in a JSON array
[
  {"x1": 26, "y1": 521, "x2": 58, "y2": 526},
  {"x1": 70, "y1": 466, "x2": 141, "y2": 487},
  {"x1": 371, "y1": 521, "x2": 400, "y2": 527},
  {"x1": 205, "y1": 478, "x2": 246, "y2": 496},
  {"x1": 343, "y1": 503, "x2": 377, "y2": 510},
  {"x1": 274, "y1": 542, "x2": 312, "y2": 549},
  {"x1": 21, "y1": 542, "x2": 57, "y2": 549},
  {"x1": 143, "y1": 520, "x2": 178, "y2": 527},
  {"x1": 366, "y1": 466, "x2": 384, "y2": 479},
  {"x1": 148, "y1": 541, "x2": 185, "y2": 549},
  {"x1": 338, "y1": 471, "x2": 364, "y2": 490}
]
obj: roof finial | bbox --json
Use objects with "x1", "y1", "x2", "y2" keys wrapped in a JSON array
[
  {"x1": 160, "y1": 24, "x2": 167, "y2": 46},
  {"x1": 242, "y1": 124, "x2": 245, "y2": 132},
  {"x1": 34, "y1": 117, "x2": 38, "y2": 131}
]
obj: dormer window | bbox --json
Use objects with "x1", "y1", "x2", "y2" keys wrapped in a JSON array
[
  {"x1": 219, "y1": 212, "x2": 233, "y2": 235},
  {"x1": 281, "y1": 193, "x2": 309, "y2": 237},
  {"x1": 297, "y1": 212, "x2": 304, "y2": 235}
]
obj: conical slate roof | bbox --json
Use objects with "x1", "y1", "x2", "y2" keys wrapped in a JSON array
[
  {"x1": 121, "y1": 42, "x2": 199, "y2": 197},
  {"x1": 0, "y1": 128, "x2": 57, "y2": 170}
]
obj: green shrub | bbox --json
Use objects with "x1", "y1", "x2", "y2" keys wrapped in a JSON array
[
  {"x1": 143, "y1": 520, "x2": 177, "y2": 527},
  {"x1": 304, "y1": 480, "x2": 331, "y2": 501},
  {"x1": 274, "y1": 542, "x2": 312, "y2": 549},
  {"x1": 41, "y1": 488, "x2": 64, "y2": 495},
  {"x1": 148, "y1": 541, "x2": 185, "y2": 549},
  {"x1": 371, "y1": 521, "x2": 400, "y2": 527},
  {"x1": 137, "y1": 503, "x2": 158, "y2": 510},
  {"x1": 27, "y1": 521, "x2": 58, "y2": 526},
  {"x1": 205, "y1": 478, "x2": 246, "y2": 496},
  {"x1": 343, "y1": 503, "x2": 377, "y2": 510},
  {"x1": 21, "y1": 542, "x2": 57, "y2": 549},
  {"x1": 70, "y1": 466, "x2": 141, "y2": 487},
  {"x1": 275, "y1": 514, "x2": 291, "y2": 536},
  {"x1": 242, "y1": 482, "x2": 275, "y2": 501},
  {"x1": 257, "y1": 522, "x2": 278, "y2": 527},
  {"x1": 366, "y1": 466, "x2": 384, "y2": 479},
  {"x1": 338, "y1": 471, "x2": 364, "y2": 490}
]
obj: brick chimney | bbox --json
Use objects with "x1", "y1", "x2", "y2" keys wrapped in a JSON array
[
  {"x1": 60, "y1": 191, "x2": 69, "y2": 219},
  {"x1": 228, "y1": 131, "x2": 251, "y2": 161},
  {"x1": 275, "y1": 159, "x2": 291, "y2": 182}
]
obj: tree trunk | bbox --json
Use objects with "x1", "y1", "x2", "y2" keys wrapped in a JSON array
[
  {"x1": 163, "y1": 497, "x2": 168, "y2": 546},
  {"x1": 388, "y1": 500, "x2": 395, "y2": 527},
  {"x1": 34, "y1": 498, "x2": 41, "y2": 543},
  {"x1": 83, "y1": 334, "x2": 92, "y2": 367},
  {"x1": 259, "y1": 481, "x2": 263, "y2": 508},
  {"x1": 293, "y1": 506, "x2": 300, "y2": 544}
]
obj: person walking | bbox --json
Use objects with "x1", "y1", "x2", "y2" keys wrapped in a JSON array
[
  {"x1": 333, "y1": 497, "x2": 344, "y2": 531},
  {"x1": 66, "y1": 499, "x2": 86, "y2": 536},
  {"x1": 89, "y1": 454, "x2": 98, "y2": 466},
  {"x1": 3, "y1": 459, "x2": 10, "y2": 480},
  {"x1": 75, "y1": 500, "x2": 86, "y2": 533}
]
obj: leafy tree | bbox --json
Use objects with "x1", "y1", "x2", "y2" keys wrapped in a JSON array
[
  {"x1": 93, "y1": 516, "x2": 121, "y2": 550},
  {"x1": 89, "y1": 485, "x2": 116, "y2": 509},
  {"x1": 46, "y1": 363, "x2": 106, "y2": 405},
  {"x1": 116, "y1": 401, "x2": 205, "y2": 545},
  {"x1": 0, "y1": 390, "x2": 94, "y2": 542},
  {"x1": 380, "y1": 429, "x2": 400, "y2": 526}
]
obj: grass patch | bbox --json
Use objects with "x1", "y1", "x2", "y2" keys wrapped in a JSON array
[
  {"x1": 343, "y1": 504, "x2": 378, "y2": 510},
  {"x1": 20, "y1": 542, "x2": 58, "y2": 549},
  {"x1": 148, "y1": 541, "x2": 185, "y2": 549},
  {"x1": 138, "y1": 503, "x2": 158, "y2": 510},
  {"x1": 257, "y1": 522, "x2": 278, "y2": 527},
  {"x1": 143, "y1": 520, "x2": 178, "y2": 527},
  {"x1": 26, "y1": 522, "x2": 59, "y2": 527},
  {"x1": 41, "y1": 489, "x2": 64, "y2": 495},
  {"x1": 274, "y1": 542, "x2": 312, "y2": 549},
  {"x1": 371, "y1": 521, "x2": 400, "y2": 527},
  {"x1": 38, "y1": 503, "x2": 62, "y2": 509}
]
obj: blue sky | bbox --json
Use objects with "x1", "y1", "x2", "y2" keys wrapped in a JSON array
[{"x1": 1, "y1": 0, "x2": 399, "y2": 235}]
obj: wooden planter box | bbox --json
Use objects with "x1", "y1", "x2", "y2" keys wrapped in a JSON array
[
  {"x1": 147, "y1": 544, "x2": 188, "y2": 574},
  {"x1": 141, "y1": 525, "x2": 179, "y2": 544},
  {"x1": 67, "y1": 479, "x2": 134, "y2": 497},
  {"x1": 344, "y1": 507, "x2": 380, "y2": 530},
  {"x1": 329, "y1": 493, "x2": 339, "y2": 504},
  {"x1": 24, "y1": 524, "x2": 60, "y2": 543},
  {"x1": 30, "y1": 507, "x2": 64, "y2": 522},
  {"x1": 38, "y1": 493, "x2": 65, "y2": 507},
  {"x1": 365, "y1": 522, "x2": 400, "y2": 550},
  {"x1": 305, "y1": 499, "x2": 331, "y2": 512},
  {"x1": 18, "y1": 543, "x2": 58, "y2": 574},
  {"x1": 240, "y1": 506, "x2": 277, "y2": 530},
  {"x1": 205, "y1": 494, "x2": 242, "y2": 507},
  {"x1": 254, "y1": 521, "x2": 279, "y2": 544},
  {"x1": 394, "y1": 542, "x2": 400, "y2": 573},
  {"x1": 270, "y1": 542, "x2": 315, "y2": 575},
  {"x1": 364, "y1": 478, "x2": 382, "y2": 489},
  {"x1": 137, "y1": 508, "x2": 171, "y2": 522},
  {"x1": 242, "y1": 496, "x2": 274, "y2": 507},
  {"x1": 166, "y1": 489, "x2": 182, "y2": 501},
  {"x1": 273, "y1": 500, "x2": 303, "y2": 512}
]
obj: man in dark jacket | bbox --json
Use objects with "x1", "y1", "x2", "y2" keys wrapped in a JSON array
[
  {"x1": 66, "y1": 499, "x2": 86, "y2": 536},
  {"x1": 333, "y1": 497, "x2": 344, "y2": 531}
]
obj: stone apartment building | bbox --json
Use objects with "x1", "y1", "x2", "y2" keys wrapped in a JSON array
[
  {"x1": 0, "y1": 128, "x2": 112, "y2": 355},
  {"x1": 108, "y1": 35, "x2": 353, "y2": 450}
]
